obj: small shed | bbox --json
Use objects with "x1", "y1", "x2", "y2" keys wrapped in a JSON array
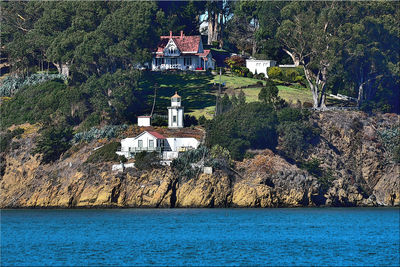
[{"x1": 138, "y1": 116, "x2": 151, "y2": 127}]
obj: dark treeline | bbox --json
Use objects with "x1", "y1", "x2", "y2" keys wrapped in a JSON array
[{"x1": 1, "y1": 0, "x2": 399, "y2": 115}]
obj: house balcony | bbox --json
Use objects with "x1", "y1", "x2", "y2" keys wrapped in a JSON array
[{"x1": 118, "y1": 147, "x2": 162, "y2": 154}]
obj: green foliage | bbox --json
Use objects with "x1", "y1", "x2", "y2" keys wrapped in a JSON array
[
  {"x1": 224, "y1": 55, "x2": 246, "y2": 69},
  {"x1": 267, "y1": 67, "x2": 283, "y2": 80},
  {"x1": 0, "y1": 128, "x2": 24, "y2": 152},
  {"x1": 198, "y1": 115, "x2": 207, "y2": 126},
  {"x1": 206, "y1": 102, "x2": 278, "y2": 160},
  {"x1": 0, "y1": 80, "x2": 83, "y2": 128},
  {"x1": 231, "y1": 66, "x2": 250, "y2": 77},
  {"x1": 33, "y1": 126, "x2": 73, "y2": 163},
  {"x1": 184, "y1": 114, "x2": 198, "y2": 127},
  {"x1": 258, "y1": 81, "x2": 279, "y2": 103},
  {"x1": 277, "y1": 108, "x2": 320, "y2": 160},
  {"x1": 300, "y1": 158, "x2": 335, "y2": 191},
  {"x1": 151, "y1": 115, "x2": 168, "y2": 127},
  {"x1": 377, "y1": 124, "x2": 400, "y2": 163},
  {"x1": 171, "y1": 146, "x2": 208, "y2": 179},
  {"x1": 277, "y1": 107, "x2": 310, "y2": 123},
  {"x1": 134, "y1": 151, "x2": 161, "y2": 171},
  {"x1": 0, "y1": 73, "x2": 66, "y2": 97},
  {"x1": 86, "y1": 142, "x2": 126, "y2": 164},
  {"x1": 73, "y1": 125, "x2": 128, "y2": 143}
]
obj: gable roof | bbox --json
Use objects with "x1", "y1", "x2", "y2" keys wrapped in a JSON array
[
  {"x1": 134, "y1": 131, "x2": 166, "y2": 140},
  {"x1": 156, "y1": 34, "x2": 201, "y2": 54},
  {"x1": 148, "y1": 131, "x2": 166, "y2": 139}
]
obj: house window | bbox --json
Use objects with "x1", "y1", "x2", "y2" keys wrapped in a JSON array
[
  {"x1": 149, "y1": 140, "x2": 154, "y2": 148},
  {"x1": 138, "y1": 140, "x2": 143, "y2": 148},
  {"x1": 171, "y1": 58, "x2": 177, "y2": 65},
  {"x1": 173, "y1": 116, "x2": 177, "y2": 123},
  {"x1": 184, "y1": 57, "x2": 192, "y2": 66}
]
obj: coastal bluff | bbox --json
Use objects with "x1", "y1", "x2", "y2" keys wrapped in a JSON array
[{"x1": 1, "y1": 111, "x2": 399, "y2": 208}]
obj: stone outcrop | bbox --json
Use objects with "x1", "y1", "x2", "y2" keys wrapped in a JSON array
[{"x1": 0, "y1": 111, "x2": 398, "y2": 208}]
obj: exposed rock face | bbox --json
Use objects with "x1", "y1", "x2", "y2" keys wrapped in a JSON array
[{"x1": 0, "y1": 111, "x2": 398, "y2": 208}]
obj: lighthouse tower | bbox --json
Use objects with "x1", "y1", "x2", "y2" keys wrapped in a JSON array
[{"x1": 168, "y1": 91, "x2": 184, "y2": 128}]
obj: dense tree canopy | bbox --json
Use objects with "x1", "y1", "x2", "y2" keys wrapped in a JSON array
[{"x1": 1, "y1": 1, "x2": 398, "y2": 113}]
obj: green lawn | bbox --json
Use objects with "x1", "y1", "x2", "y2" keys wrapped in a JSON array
[
  {"x1": 210, "y1": 74, "x2": 265, "y2": 88},
  {"x1": 139, "y1": 72, "x2": 312, "y2": 119},
  {"x1": 239, "y1": 86, "x2": 313, "y2": 104}
]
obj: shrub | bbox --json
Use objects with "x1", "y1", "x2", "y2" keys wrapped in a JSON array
[
  {"x1": 0, "y1": 128, "x2": 24, "y2": 152},
  {"x1": 198, "y1": 115, "x2": 207, "y2": 126},
  {"x1": 33, "y1": 126, "x2": 73, "y2": 163},
  {"x1": 152, "y1": 116, "x2": 168, "y2": 127},
  {"x1": 224, "y1": 55, "x2": 246, "y2": 69},
  {"x1": 206, "y1": 102, "x2": 278, "y2": 160},
  {"x1": 184, "y1": 114, "x2": 198, "y2": 127},
  {"x1": 134, "y1": 151, "x2": 161, "y2": 170},
  {"x1": 277, "y1": 120, "x2": 321, "y2": 160},
  {"x1": 277, "y1": 107, "x2": 309, "y2": 123},
  {"x1": 0, "y1": 73, "x2": 66, "y2": 97},
  {"x1": 86, "y1": 141, "x2": 126, "y2": 163},
  {"x1": 300, "y1": 158, "x2": 335, "y2": 191},
  {"x1": 267, "y1": 67, "x2": 283, "y2": 80},
  {"x1": 247, "y1": 72, "x2": 253, "y2": 78},
  {"x1": 73, "y1": 125, "x2": 128, "y2": 143}
]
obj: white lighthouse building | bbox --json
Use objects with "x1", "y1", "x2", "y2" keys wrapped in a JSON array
[{"x1": 168, "y1": 92, "x2": 184, "y2": 128}]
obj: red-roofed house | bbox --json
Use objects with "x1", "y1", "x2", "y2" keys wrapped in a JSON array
[{"x1": 152, "y1": 31, "x2": 215, "y2": 71}]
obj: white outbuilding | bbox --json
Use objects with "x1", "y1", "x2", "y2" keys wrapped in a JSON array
[
  {"x1": 137, "y1": 116, "x2": 151, "y2": 127},
  {"x1": 246, "y1": 59, "x2": 277, "y2": 77}
]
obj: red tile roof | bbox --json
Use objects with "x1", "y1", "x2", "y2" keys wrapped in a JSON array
[
  {"x1": 148, "y1": 131, "x2": 166, "y2": 139},
  {"x1": 156, "y1": 33, "x2": 201, "y2": 54}
]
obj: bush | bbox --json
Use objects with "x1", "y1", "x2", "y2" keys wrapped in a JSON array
[
  {"x1": 224, "y1": 55, "x2": 246, "y2": 69},
  {"x1": 0, "y1": 73, "x2": 67, "y2": 97},
  {"x1": 277, "y1": 107, "x2": 310, "y2": 123},
  {"x1": 198, "y1": 115, "x2": 207, "y2": 126},
  {"x1": 184, "y1": 114, "x2": 198, "y2": 127},
  {"x1": 86, "y1": 141, "x2": 126, "y2": 163},
  {"x1": 152, "y1": 116, "x2": 168, "y2": 127},
  {"x1": 0, "y1": 128, "x2": 24, "y2": 152},
  {"x1": 247, "y1": 72, "x2": 253, "y2": 78},
  {"x1": 134, "y1": 151, "x2": 161, "y2": 170},
  {"x1": 267, "y1": 67, "x2": 283, "y2": 80},
  {"x1": 73, "y1": 125, "x2": 128, "y2": 143},
  {"x1": 33, "y1": 126, "x2": 73, "y2": 163},
  {"x1": 277, "y1": 120, "x2": 321, "y2": 160},
  {"x1": 206, "y1": 102, "x2": 278, "y2": 160},
  {"x1": 0, "y1": 80, "x2": 84, "y2": 128},
  {"x1": 300, "y1": 158, "x2": 335, "y2": 191}
]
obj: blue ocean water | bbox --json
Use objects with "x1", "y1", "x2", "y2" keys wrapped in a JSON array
[{"x1": 1, "y1": 208, "x2": 399, "y2": 266}]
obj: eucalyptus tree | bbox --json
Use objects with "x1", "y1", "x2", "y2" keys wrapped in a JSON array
[
  {"x1": 276, "y1": 1, "x2": 347, "y2": 109},
  {"x1": 337, "y1": 2, "x2": 400, "y2": 111}
]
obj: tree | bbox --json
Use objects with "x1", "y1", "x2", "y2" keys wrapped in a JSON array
[
  {"x1": 276, "y1": 2, "x2": 345, "y2": 109},
  {"x1": 205, "y1": 0, "x2": 232, "y2": 48},
  {"x1": 206, "y1": 102, "x2": 278, "y2": 160},
  {"x1": 33, "y1": 125, "x2": 73, "y2": 163},
  {"x1": 258, "y1": 81, "x2": 279, "y2": 105},
  {"x1": 135, "y1": 151, "x2": 161, "y2": 170}
]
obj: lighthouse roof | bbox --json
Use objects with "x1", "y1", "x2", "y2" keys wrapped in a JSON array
[{"x1": 171, "y1": 91, "x2": 181, "y2": 98}]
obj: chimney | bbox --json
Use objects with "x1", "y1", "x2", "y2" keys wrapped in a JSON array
[
  {"x1": 180, "y1": 31, "x2": 184, "y2": 38},
  {"x1": 169, "y1": 31, "x2": 172, "y2": 38}
]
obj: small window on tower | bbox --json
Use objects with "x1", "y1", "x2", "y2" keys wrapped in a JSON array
[{"x1": 173, "y1": 116, "x2": 177, "y2": 123}]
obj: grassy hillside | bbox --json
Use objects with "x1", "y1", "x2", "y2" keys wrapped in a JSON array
[{"x1": 139, "y1": 72, "x2": 312, "y2": 119}]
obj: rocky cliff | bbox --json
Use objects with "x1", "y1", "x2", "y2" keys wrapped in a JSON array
[{"x1": 1, "y1": 111, "x2": 399, "y2": 208}]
